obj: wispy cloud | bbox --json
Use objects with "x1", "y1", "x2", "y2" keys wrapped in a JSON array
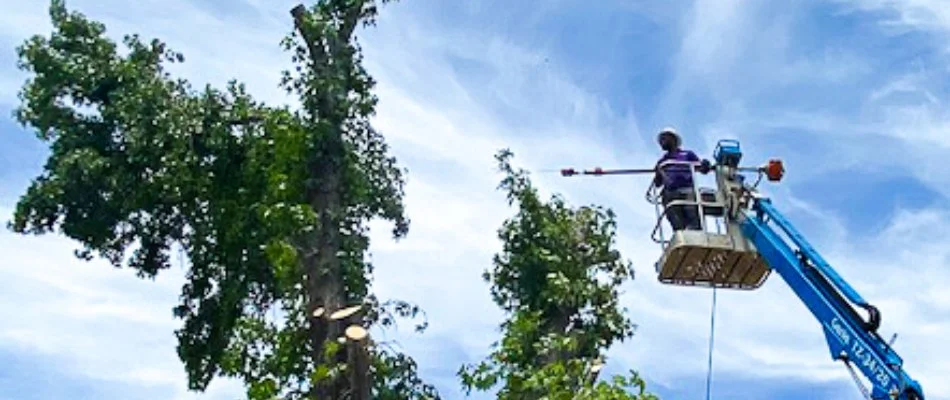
[
  {"x1": 839, "y1": 0, "x2": 950, "y2": 35},
  {"x1": 0, "y1": 215, "x2": 245, "y2": 399}
]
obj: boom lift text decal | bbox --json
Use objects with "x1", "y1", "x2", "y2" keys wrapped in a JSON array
[{"x1": 827, "y1": 317, "x2": 892, "y2": 390}]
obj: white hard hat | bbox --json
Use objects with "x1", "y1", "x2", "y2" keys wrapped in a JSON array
[{"x1": 657, "y1": 127, "x2": 681, "y2": 147}]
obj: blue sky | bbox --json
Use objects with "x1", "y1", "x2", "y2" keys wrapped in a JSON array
[{"x1": 2, "y1": 0, "x2": 950, "y2": 399}]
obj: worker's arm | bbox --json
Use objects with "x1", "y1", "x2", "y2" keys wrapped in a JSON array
[
  {"x1": 652, "y1": 157, "x2": 665, "y2": 187},
  {"x1": 686, "y1": 150, "x2": 713, "y2": 174}
]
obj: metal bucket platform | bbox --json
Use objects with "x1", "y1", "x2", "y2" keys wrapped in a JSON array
[{"x1": 656, "y1": 230, "x2": 771, "y2": 290}]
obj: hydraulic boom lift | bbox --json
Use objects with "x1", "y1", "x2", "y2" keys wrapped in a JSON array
[{"x1": 560, "y1": 139, "x2": 925, "y2": 400}]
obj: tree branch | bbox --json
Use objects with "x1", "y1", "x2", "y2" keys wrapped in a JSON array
[
  {"x1": 338, "y1": 2, "x2": 364, "y2": 43},
  {"x1": 291, "y1": 4, "x2": 329, "y2": 68}
]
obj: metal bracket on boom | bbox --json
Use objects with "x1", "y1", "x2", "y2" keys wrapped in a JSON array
[
  {"x1": 795, "y1": 250, "x2": 882, "y2": 333},
  {"x1": 841, "y1": 354, "x2": 875, "y2": 400}
]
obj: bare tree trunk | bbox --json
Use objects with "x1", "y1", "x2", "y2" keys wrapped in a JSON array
[
  {"x1": 290, "y1": 3, "x2": 369, "y2": 399},
  {"x1": 540, "y1": 306, "x2": 574, "y2": 364},
  {"x1": 298, "y1": 172, "x2": 345, "y2": 400},
  {"x1": 290, "y1": 4, "x2": 344, "y2": 399},
  {"x1": 299, "y1": 238, "x2": 336, "y2": 399},
  {"x1": 338, "y1": 314, "x2": 371, "y2": 400},
  {"x1": 348, "y1": 339, "x2": 371, "y2": 400}
]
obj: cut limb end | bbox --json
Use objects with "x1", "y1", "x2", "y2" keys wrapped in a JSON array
[
  {"x1": 330, "y1": 305, "x2": 362, "y2": 320},
  {"x1": 345, "y1": 325, "x2": 369, "y2": 341},
  {"x1": 312, "y1": 307, "x2": 325, "y2": 318},
  {"x1": 590, "y1": 357, "x2": 605, "y2": 373},
  {"x1": 290, "y1": 4, "x2": 306, "y2": 18}
]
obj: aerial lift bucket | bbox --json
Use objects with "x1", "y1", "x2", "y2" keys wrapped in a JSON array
[
  {"x1": 647, "y1": 145, "x2": 774, "y2": 290},
  {"x1": 655, "y1": 228, "x2": 770, "y2": 290}
]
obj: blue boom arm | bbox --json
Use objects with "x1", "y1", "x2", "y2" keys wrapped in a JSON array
[{"x1": 739, "y1": 196, "x2": 924, "y2": 399}]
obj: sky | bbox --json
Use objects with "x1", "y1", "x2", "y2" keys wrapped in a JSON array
[{"x1": 1, "y1": 0, "x2": 950, "y2": 399}]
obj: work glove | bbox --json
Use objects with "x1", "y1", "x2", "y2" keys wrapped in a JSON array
[{"x1": 698, "y1": 159, "x2": 712, "y2": 174}]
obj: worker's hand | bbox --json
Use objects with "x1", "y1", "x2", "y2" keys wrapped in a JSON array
[{"x1": 698, "y1": 159, "x2": 712, "y2": 174}]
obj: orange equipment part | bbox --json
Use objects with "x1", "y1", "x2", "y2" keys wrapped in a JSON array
[{"x1": 765, "y1": 159, "x2": 784, "y2": 182}]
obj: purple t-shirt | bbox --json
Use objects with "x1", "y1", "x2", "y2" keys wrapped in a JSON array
[{"x1": 654, "y1": 149, "x2": 700, "y2": 190}]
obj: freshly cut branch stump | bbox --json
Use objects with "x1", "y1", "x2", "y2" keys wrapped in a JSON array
[
  {"x1": 345, "y1": 325, "x2": 369, "y2": 342},
  {"x1": 330, "y1": 305, "x2": 362, "y2": 321}
]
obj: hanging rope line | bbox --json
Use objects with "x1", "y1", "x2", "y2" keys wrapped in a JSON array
[
  {"x1": 705, "y1": 287, "x2": 717, "y2": 400},
  {"x1": 704, "y1": 218, "x2": 723, "y2": 400}
]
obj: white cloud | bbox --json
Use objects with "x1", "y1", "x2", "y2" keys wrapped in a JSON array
[
  {"x1": 839, "y1": 0, "x2": 950, "y2": 34},
  {"x1": 0, "y1": 220, "x2": 245, "y2": 399},
  {"x1": 3, "y1": 1, "x2": 950, "y2": 400}
]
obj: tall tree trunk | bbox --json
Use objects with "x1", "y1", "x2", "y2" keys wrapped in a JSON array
[
  {"x1": 348, "y1": 339, "x2": 371, "y2": 400},
  {"x1": 540, "y1": 306, "x2": 574, "y2": 364},
  {"x1": 311, "y1": 161, "x2": 345, "y2": 399},
  {"x1": 290, "y1": 4, "x2": 365, "y2": 398},
  {"x1": 297, "y1": 132, "x2": 345, "y2": 399},
  {"x1": 341, "y1": 316, "x2": 371, "y2": 400}
]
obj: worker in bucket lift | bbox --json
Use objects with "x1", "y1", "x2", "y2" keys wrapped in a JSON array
[{"x1": 652, "y1": 127, "x2": 712, "y2": 231}]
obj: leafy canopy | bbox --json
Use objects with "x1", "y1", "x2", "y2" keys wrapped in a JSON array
[
  {"x1": 11, "y1": 0, "x2": 436, "y2": 398},
  {"x1": 458, "y1": 149, "x2": 658, "y2": 400}
]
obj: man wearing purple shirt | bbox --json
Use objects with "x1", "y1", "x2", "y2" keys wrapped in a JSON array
[{"x1": 652, "y1": 127, "x2": 712, "y2": 231}]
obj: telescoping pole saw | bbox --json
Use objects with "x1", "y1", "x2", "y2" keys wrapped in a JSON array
[
  {"x1": 559, "y1": 167, "x2": 654, "y2": 176},
  {"x1": 559, "y1": 165, "x2": 770, "y2": 177}
]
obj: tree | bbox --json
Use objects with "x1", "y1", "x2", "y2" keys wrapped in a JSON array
[
  {"x1": 458, "y1": 149, "x2": 658, "y2": 400},
  {"x1": 10, "y1": 0, "x2": 437, "y2": 398}
]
